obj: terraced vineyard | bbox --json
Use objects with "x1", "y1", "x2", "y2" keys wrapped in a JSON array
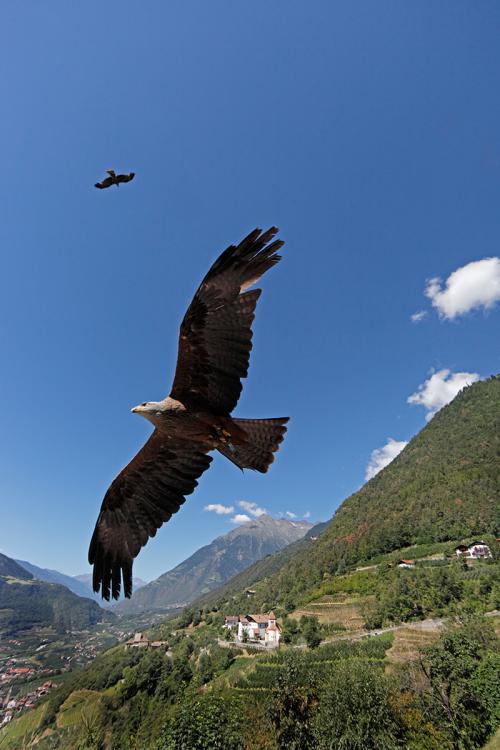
[
  {"x1": 292, "y1": 593, "x2": 372, "y2": 630},
  {"x1": 384, "y1": 621, "x2": 443, "y2": 668},
  {"x1": 233, "y1": 634, "x2": 393, "y2": 693}
]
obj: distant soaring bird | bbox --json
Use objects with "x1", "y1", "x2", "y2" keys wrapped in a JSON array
[
  {"x1": 94, "y1": 170, "x2": 135, "y2": 189},
  {"x1": 89, "y1": 227, "x2": 289, "y2": 600}
]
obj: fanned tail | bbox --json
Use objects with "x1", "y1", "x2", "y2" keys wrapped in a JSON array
[{"x1": 218, "y1": 417, "x2": 289, "y2": 473}]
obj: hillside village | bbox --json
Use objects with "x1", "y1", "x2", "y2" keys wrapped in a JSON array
[
  {"x1": 0, "y1": 622, "x2": 132, "y2": 728},
  {"x1": 0, "y1": 680, "x2": 56, "y2": 729}
]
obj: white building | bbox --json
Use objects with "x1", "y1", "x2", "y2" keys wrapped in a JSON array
[
  {"x1": 235, "y1": 612, "x2": 281, "y2": 646},
  {"x1": 455, "y1": 542, "x2": 492, "y2": 559},
  {"x1": 397, "y1": 559, "x2": 416, "y2": 569}
]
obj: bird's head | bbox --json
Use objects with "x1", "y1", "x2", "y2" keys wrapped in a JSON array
[{"x1": 131, "y1": 401, "x2": 162, "y2": 423}]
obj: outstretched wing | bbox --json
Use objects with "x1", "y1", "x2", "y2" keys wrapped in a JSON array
[
  {"x1": 94, "y1": 177, "x2": 114, "y2": 189},
  {"x1": 169, "y1": 227, "x2": 284, "y2": 414},
  {"x1": 88, "y1": 432, "x2": 212, "y2": 600},
  {"x1": 116, "y1": 172, "x2": 135, "y2": 183}
]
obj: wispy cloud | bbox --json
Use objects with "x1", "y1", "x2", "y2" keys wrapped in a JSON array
[
  {"x1": 231, "y1": 514, "x2": 251, "y2": 524},
  {"x1": 285, "y1": 511, "x2": 297, "y2": 519},
  {"x1": 303, "y1": 512, "x2": 311, "y2": 519},
  {"x1": 238, "y1": 500, "x2": 267, "y2": 518},
  {"x1": 411, "y1": 310, "x2": 427, "y2": 323},
  {"x1": 365, "y1": 438, "x2": 408, "y2": 481},
  {"x1": 425, "y1": 257, "x2": 500, "y2": 319},
  {"x1": 204, "y1": 503, "x2": 234, "y2": 515},
  {"x1": 407, "y1": 369, "x2": 480, "y2": 421}
]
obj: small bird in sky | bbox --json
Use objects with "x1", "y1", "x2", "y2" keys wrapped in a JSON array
[
  {"x1": 94, "y1": 170, "x2": 135, "y2": 189},
  {"x1": 89, "y1": 227, "x2": 289, "y2": 600}
]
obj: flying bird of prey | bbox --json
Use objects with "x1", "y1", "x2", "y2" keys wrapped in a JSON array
[
  {"x1": 94, "y1": 170, "x2": 135, "y2": 189},
  {"x1": 89, "y1": 227, "x2": 289, "y2": 600}
]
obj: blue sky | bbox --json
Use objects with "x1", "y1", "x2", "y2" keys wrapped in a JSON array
[{"x1": 1, "y1": 1, "x2": 500, "y2": 584}]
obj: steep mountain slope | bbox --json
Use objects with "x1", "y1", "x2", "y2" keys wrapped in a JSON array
[
  {"x1": 0, "y1": 553, "x2": 111, "y2": 634},
  {"x1": 205, "y1": 376, "x2": 500, "y2": 612},
  {"x1": 16, "y1": 559, "x2": 95, "y2": 600},
  {"x1": 0, "y1": 553, "x2": 34, "y2": 579},
  {"x1": 193, "y1": 521, "x2": 329, "y2": 610},
  {"x1": 115, "y1": 516, "x2": 312, "y2": 614}
]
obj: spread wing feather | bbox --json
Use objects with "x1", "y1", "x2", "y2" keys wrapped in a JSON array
[
  {"x1": 116, "y1": 172, "x2": 135, "y2": 183},
  {"x1": 170, "y1": 227, "x2": 284, "y2": 413},
  {"x1": 94, "y1": 177, "x2": 114, "y2": 189},
  {"x1": 88, "y1": 431, "x2": 212, "y2": 600}
]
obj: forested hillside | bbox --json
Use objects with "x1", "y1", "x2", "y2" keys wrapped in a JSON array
[
  {"x1": 0, "y1": 554, "x2": 111, "y2": 634},
  {"x1": 204, "y1": 376, "x2": 500, "y2": 613}
]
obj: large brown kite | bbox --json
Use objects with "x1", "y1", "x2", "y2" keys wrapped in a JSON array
[
  {"x1": 94, "y1": 170, "x2": 135, "y2": 189},
  {"x1": 89, "y1": 227, "x2": 288, "y2": 600}
]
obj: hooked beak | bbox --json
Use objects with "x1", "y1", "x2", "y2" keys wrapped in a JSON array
[{"x1": 131, "y1": 405, "x2": 141, "y2": 413}]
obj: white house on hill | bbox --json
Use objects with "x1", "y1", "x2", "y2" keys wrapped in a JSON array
[
  {"x1": 224, "y1": 612, "x2": 281, "y2": 646},
  {"x1": 397, "y1": 559, "x2": 416, "y2": 569},
  {"x1": 455, "y1": 542, "x2": 492, "y2": 559}
]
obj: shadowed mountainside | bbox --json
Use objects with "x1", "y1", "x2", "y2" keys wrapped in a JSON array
[{"x1": 0, "y1": 553, "x2": 111, "y2": 634}]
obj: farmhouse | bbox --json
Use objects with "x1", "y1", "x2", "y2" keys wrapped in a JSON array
[
  {"x1": 455, "y1": 542, "x2": 492, "y2": 559},
  {"x1": 224, "y1": 612, "x2": 282, "y2": 646},
  {"x1": 125, "y1": 633, "x2": 169, "y2": 650},
  {"x1": 397, "y1": 559, "x2": 416, "y2": 569}
]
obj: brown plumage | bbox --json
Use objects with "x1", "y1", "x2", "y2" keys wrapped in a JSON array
[
  {"x1": 94, "y1": 170, "x2": 135, "y2": 189},
  {"x1": 88, "y1": 227, "x2": 289, "y2": 600}
]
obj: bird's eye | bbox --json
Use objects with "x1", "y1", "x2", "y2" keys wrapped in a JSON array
[{"x1": 141, "y1": 402, "x2": 148, "y2": 407}]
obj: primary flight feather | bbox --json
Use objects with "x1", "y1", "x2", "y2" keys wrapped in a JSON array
[{"x1": 89, "y1": 227, "x2": 289, "y2": 600}]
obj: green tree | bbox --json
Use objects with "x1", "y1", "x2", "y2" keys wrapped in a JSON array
[
  {"x1": 268, "y1": 654, "x2": 316, "y2": 749},
  {"x1": 313, "y1": 659, "x2": 402, "y2": 749},
  {"x1": 419, "y1": 617, "x2": 500, "y2": 749},
  {"x1": 197, "y1": 652, "x2": 214, "y2": 685},
  {"x1": 158, "y1": 693, "x2": 243, "y2": 750},
  {"x1": 301, "y1": 615, "x2": 321, "y2": 649},
  {"x1": 178, "y1": 608, "x2": 194, "y2": 628}
]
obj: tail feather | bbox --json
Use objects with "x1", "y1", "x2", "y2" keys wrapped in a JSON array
[{"x1": 218, "y1": 417, "x2": 289, "y2": 473}]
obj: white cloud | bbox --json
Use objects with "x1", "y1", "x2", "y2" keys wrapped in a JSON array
[
  {"x1": 285, "y1": 511, "x2": 297, "y2": 519},
  {"x1": 303, "y1": 512, "x2": 311, "y2": 519},
  {"x1": 204, "y1": 503, "x2": 234, "y2": 515},
  {"x1": 238, "y1": 500, "x2": 267, "y2": 518},
  {"x1": 365, "y1": 438, "x2": 408, "y2": 481},
  {"x1": 425, "y1": 257, "x2": 500, "y2": 319},
  {"x1": 231, "y1": 514, "x2": 251, "y2": 524},
  {"x1": 411, "y1": 310, "x2": 427, "y2": 323},
  {"x1": 407, "y1": 369, "x2": 480, "y2": 421}
]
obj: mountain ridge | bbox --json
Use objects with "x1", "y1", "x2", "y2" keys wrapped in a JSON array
[
  {"x1": 15, "y1": 559, "x2": 96, "y2": 601},
  {"x1": 114, "y1": 515, "x2": 312, "y2": 614},
  {"x1": 0, "y1": 553, "x2": 111, "y2": 634}
]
